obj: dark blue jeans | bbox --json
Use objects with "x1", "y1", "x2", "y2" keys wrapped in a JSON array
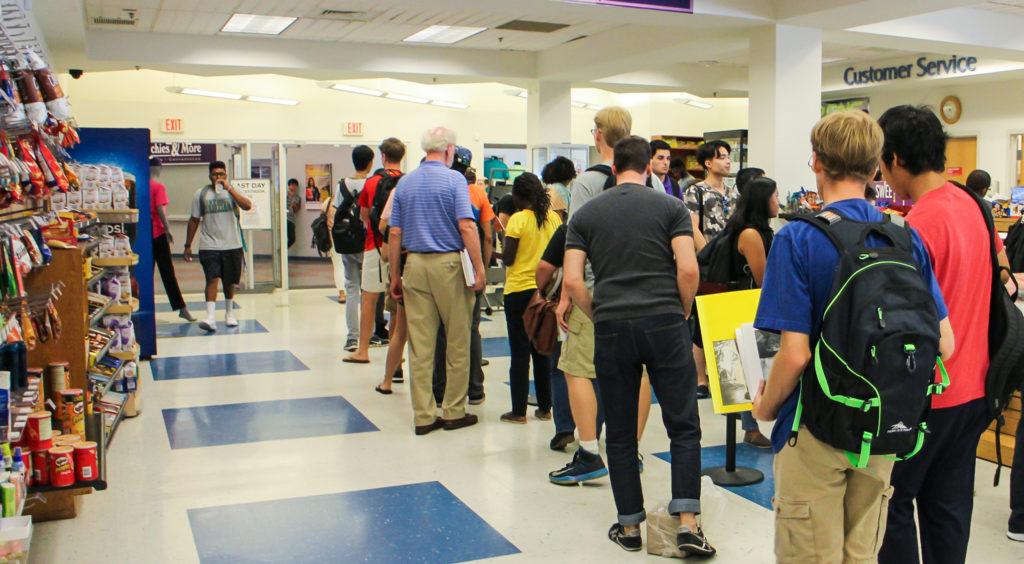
[
  {"x1": 504, "y1": 290, "x2": 552, "y2": 416},
  {"x1": 1012, "y1": 396, "x2": 1024, "y2": 533},
  {"x1": 595, "y1": 313, "x2": 701, "y2": 526}
]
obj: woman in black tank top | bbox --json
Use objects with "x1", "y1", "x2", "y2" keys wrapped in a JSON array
[{"x1": 726, "y1": 177, "x2": 780, "y2": 289}]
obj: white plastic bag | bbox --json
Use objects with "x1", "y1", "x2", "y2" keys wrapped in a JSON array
[{"x1": 645, "y1": 476, "x2": 729, "y2": 559}]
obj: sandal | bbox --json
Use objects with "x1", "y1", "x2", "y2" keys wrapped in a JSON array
[{"x1": 374, "y1": 385, "x2": 392, "y2": 395}]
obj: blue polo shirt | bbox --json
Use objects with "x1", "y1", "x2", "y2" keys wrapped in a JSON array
[
  {"x1": 754, "y1": 198, "x2": 948, "y2": 453},
  {"x1": 390, "y1": 161, "x2": 474, "y2": 253}
]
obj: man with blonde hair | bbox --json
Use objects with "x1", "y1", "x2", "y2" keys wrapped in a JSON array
[
  {"x1": 389, "y1": 126, "x2": 486, "y2": 435},
  {"x1": 752, "y1": 110, "x2": 952, "y2": 563}
]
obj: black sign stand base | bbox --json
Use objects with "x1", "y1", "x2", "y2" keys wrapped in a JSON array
[{"x1": 702, "y1": 413, "x2": 765, "y2": 487}]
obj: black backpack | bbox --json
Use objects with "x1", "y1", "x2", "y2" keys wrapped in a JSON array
[
  {"x1": 585, "y1": 164, "x2": 657, "y2": 190},
  {"x1": 331, "y1": 180, "x2": 365, "y2": 255},
  {"x1": 790, "y1": 210, "x2": 946, "y2": 468},
  {"x1": 310, "y1": 212, "x2": 332, "y2": 254},
  {"x1": 1004, "y1": 219, "x2": 1024, "y2": 272},
  {"x1": 696, "y1": 227, "x2": 735, "y2": 290},
  {"x1": 368, "y1": 170, "x2": 402, "y2": 246}
]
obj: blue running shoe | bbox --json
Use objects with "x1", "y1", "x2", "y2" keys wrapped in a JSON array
[{"x1": 549, "y1": 448, "x2": 608, "y2": 484}]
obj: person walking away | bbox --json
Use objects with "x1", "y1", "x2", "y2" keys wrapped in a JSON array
[
  {"x1": 388, "y1": 127, "x2": 485, "y2": 434},
  {"x1": 876, "y1": 106, "x2": 1003, "y2": 564},
  {"x1": 550, "y1": 106, "x2": 652, "y2": 485},
  {"x1": 651, "y1": 139, "x2": 683, "y2": 199},
  {"x1": 329, "y1": 145, "x2": 374, "y2": 351},
  {"x1": 286, "y1": 178, "x2": 300, "y2": 249},
  {"x1": 683, "y1": 140, "x2": 737, "y2": 400},
  {"x1": 344, "y1": 138, "x2": 405, "y2": 363},
  {"x1": 752, "y1": 110, "x2": 952, "y2": 564},
  {"x1": 565, "y1": 136, "x2": 714, "y2": 556},
  {"x1": 184, "y1": 160, "x2": 253, "y2": 332},
  {"x1": 966, "y1": 168, "x2": 992, "y2": 201},
  {"x1": 149, "y1": 157, "x2": 194, "y2": 322},
  {"x1": 499, "y1": 172, "x2": 561, "y2": 424}
]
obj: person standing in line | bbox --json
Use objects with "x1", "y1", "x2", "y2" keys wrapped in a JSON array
[
  {"x1": 184, "y1": 160, "x2": 253, "y2": 332},
  {"x1": 752, "y1": 110, "x2": 952, "y2": 563},
  {"x1": 329, "y1": 145, "x2": 374, "y2": 351},
  {"x1": 734, "y1": 167, "x2": 765, "y2": 195},
  {"x1": 149, "y1": 157, "x2": 194, "y2": 322},
  {"x1": 877, "y1": 106, "x2": 1001, "y2": 564},
  {"x1": 651, "y1": 139, "x2": 683, "y2": 199},
  {"x1": 683, "y1": 139, "x2": 738, "y2": 401},
  {"x1": 965, "y1": 168, "x2": 992, "y2": 200},
  {"x1": 500, "y1": 172, "x2": 561, "y2": 424},
  {"x1": 286, "y1": 178, "x2": 301, "y2": 250},
  {"x1": 565, "y1": 136, "x2": 714, "y2": 556},
  {"x1": 542, "y1": 156, "x2": 576, "y2": 216},
  {"x1": 388, "y1": 126, "x2": 485, "y2": 435},
  {"x1": 344, "y1": 138, "x2": 406, "y2": 363},
  {"x1": 550, "y1": 106, "x2": 653, "y2": 484}
]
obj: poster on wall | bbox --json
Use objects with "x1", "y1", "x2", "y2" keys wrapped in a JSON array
[
  {"x1": 69, "y1": 128, "x2": 156, "y2": 359},
  {"x1": 304, "y1": 163, "x2": 332, "y2": 209},
  {"x1": 235, "y1": 179, "x2": 272, "y2": 230}
]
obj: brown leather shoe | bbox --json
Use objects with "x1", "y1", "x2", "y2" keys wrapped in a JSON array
[
  {"x1": 415, "y1": 418, "x2": 443, "y2": 436},
  {"x1": 442, "y1": 414, "x2": 478, "y2": 431}
]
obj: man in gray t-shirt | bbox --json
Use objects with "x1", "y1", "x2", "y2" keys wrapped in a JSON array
[{"x1": 184, "y1": 161, "x2": 253, "y2": 332}]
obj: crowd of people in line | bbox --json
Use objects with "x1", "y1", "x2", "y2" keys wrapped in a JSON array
[{"x1": 160, "y1": 103, "x2": 1024, "y2": 562}]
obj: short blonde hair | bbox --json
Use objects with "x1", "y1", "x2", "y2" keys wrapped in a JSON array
[
  {"x1": 811, "y1": 110, "x2": 883, "y2": 183},
  {"x1": 421, "y1": 126, "x2": 457, "y2": 153},
  {"x1": 595, "y1": 107, "x2": 632, "y2": 149}
]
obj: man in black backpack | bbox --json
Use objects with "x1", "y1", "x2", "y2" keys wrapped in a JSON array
[
  {"x1": 329, "y1": 145, "x2": 374, "y2": 352},
  {"x1": 752, "y1": 110, "x2": 952, "y2": 563}
]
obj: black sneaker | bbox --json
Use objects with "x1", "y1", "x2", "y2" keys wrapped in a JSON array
[
  {"x1": 696, "y1": 385, "x2": 711, "y2": 399},
  {"x1": 608, "y1": 523, "x2": 642, "y2": 552},
  {"x1": 549, "y1": 448, "x2": 608, "y2": 484},
  {"x1": 677, "y1": 526, "x2": 716, "y2": 557},
  {"x1": 549, "y1": 431, "x2": 575, "y2": 451},
  {"x1": 344, "y1": 339, "x2": 358, "y2": 353},
  {"x1": 392, "y1": 367, "x2": 404, "y2": 383},
  {"x1": 468, "y1": 394, "x2": 485, "y2": 405},
  {"x1": 369, "y1": 335, "x2": 388, "y2": 347}
]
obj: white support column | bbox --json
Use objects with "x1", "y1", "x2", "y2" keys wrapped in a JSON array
[
  {"x1": 275, "y1": 143, "x2": 290, "y2": 307},
  {"x1": 526, "y1": 80, "x2": 572, "y2": 172},
  {"x1": 747, "y1": 25, "x2": 822, "y2": 198}
]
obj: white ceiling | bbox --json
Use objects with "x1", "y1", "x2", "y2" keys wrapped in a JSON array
[{"x1": 977, "y1": 0, "x2": 1024, "y2": 14}]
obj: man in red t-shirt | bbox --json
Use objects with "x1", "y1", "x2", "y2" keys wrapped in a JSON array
[
  {"x1": 877, "y1": 106, "x2": 1008, "y2": 564},
  {"x1": 149, "y1": 157, "x2": 193, "y2": 321},
  {"x1": 344, "y1": 138, "x2": 405, "y2": 364}
]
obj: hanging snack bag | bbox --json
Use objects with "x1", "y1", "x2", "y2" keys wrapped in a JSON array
[
  {"x1": 12, "y1": 59, "x2": 45, "y2": 125},
  {"x1": 26, "y1": 51, "x2": 70, "y2": 121},
  {"x1": 0, "y1": 63, "x2": 25, "y2": 126}
]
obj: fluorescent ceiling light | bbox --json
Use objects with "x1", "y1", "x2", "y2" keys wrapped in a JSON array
[
  {"x1": 585, "y1": 104, "x2": 602, "y2": 111},
  {"x1": 329, "y1": 83, "x2": 384, "y2": 97},
  {"x1": 571, "y1": 101, "x2": 588, "y2": 108},
  {"x1": 246, "y1": 96, "x2": 300, "y2": 106},
  {"x1": 404, "y1": 25, "x2": 487, "y2": 44},
  {"x1": 385, "y1": 93, "x2": 429, "y2": 104},
  {"x1": 179, "y1": 88, "x2": 243, "y2": 100},
  {"x1": 221, "y1": 13, "x2": 297, "y2": 35},
  {"x1": 517, "y1": 90, "x2": 529, "y2": 98},
  {"x1": 430, "y1": 100, "x2": 470, "y2": 109},
  {"x1": 685, "y1": 99, "x2": 713, "y2": 109}
]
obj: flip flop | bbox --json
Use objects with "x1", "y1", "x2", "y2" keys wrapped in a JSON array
[
  {"x1": 375, "y1": 385, "x2": 392, "y2": 395},
  {"x1": 343, "y1": 357, "x2": 370, "y2": 364}
]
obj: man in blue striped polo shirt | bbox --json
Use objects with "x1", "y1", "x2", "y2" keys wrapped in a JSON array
[{"x1": 389, "y1": 126, "x2": 486, "y2": 436}]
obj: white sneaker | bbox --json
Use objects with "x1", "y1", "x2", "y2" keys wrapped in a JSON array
[
  {"x1": 225, "y1": 315, "x2": 239, "y2": 328},
  {"x1": 198, "y1": 318, "x2": 217, "y2": 333},
  {"x1": 1008, "y1": 530, "x2": 1024, "y2": 542}
]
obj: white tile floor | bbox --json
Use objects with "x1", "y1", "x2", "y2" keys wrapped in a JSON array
[{"x1": 27, "y1": 289, "x2": 1024, "y2": 563}]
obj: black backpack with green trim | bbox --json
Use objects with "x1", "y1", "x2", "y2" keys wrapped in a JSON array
[{"x1": 791, "y1": 210, "x2": 947, "y2": 468}]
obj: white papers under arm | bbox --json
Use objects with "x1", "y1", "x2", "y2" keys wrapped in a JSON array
[{"x1": 460, "y1": 249, "x2": 476, "y2": 287}]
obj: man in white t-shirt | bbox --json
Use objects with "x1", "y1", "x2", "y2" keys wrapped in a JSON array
[{"x1": 329, "y1": 145, "x2": 375, "y2": 352}]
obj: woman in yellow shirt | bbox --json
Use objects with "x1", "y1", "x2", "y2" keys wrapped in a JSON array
[{"x1": 501, "y1": 173, "x2": 562, "y2": 424}]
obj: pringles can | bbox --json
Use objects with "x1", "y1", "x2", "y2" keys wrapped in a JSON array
[
  {"x1": 48, "y1": 446, "x2": 74, "y2": 487},
  {"x1": 25, "y1": 411, "x2": 52, "y2": 451},
  {"x1": 73, "y1": 442, "x2": 97, "y2": 482},
  {"x1": 32, "y1": 449, "x2": 48, "y2": 485}
]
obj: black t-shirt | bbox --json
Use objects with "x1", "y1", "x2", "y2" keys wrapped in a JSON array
[
  {"x1": 540, "y1": 224, "x2": 567, "y2": 267},
  {"x1": 495, "y1": 194, "x2": 516, "y2": 217}
]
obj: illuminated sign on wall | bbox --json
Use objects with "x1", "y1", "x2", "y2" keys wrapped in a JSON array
[{"x1": 562, "y1": 0, "x2": 693, "y2": 13}]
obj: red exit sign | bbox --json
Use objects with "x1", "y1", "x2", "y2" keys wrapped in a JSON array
[
  {"x1": 161, "y1": 118, "x2": 184, "y2": 133},
  {"x1": 946, "y1": 166, "x2": 963, "y2": 176},
  {"x1": 344, "y1": 122, "x2": 364, "y2": 136}
]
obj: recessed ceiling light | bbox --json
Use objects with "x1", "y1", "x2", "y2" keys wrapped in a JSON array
[
  {"x1": 404, "y1": 25, "x2": 487, "y2": 44},
  {"x1": 328, "y1": 83, "x2": 385, "y2": 97},
  {"x1": 385, "y1": 93, "x2": 429, "y2": 104},
  {"x1": 178, "y1": 88, "x2": 243, "y2": 100},
  {"x1": 430, "y1": 100, "x2": 470, "y2": 109},
  {"x1": 221, "y1": 13, "x2": 297, "y2": 35},
  {"x1": 246, "y1": 96, "x2": 300, "y2": 106}
]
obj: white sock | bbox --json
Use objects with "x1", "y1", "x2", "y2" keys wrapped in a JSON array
[
  {"x1": 579, "y1": 439, "x2": 599, "y2": 454},
  {"x1": 224, "y1": 298, "x2": 234, "y2": 316},
  {"x1": 205, "y1": 302, "x2": 215, "y2": 319}
]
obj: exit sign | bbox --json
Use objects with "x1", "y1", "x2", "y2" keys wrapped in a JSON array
[
  {"x1": 161, "y1": 118, "x2": 184, "y2": 133},
  {"x1": 344, "y1": 122, "x2": 364, "y2": 136},
  {"x1": 947, "y1": 166, "x2": 963, "y2": 176}
]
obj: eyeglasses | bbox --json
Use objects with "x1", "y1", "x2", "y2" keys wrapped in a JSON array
[
  {"x1": 590, "y1": 128, "x2": 598, "y2": 136},
  {"x1": 807, "y1": 155, "x2": 814, "y2": 168}
]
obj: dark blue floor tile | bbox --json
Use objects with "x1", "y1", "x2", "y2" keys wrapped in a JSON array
[
  {"x1": 188, "y1": 481, "x2": 519, "y2": 564},
  {"x1": 156, "y1": 301, "x2": 242, "y2": 313},
  {"x1": 156, "y1": 319, "x2": 268, "y2": 338},
  {"x1": 163, "y1": 396, "x2": 377, "y2": 449},
  {"x1": 151, "y1": 350, "x2": 308, "y2": 381},
  {"x1": 654, "y1": 443, "x2": 774, "y2": 510},
  {"x1": 483, "y1": 337, "x2": 510, "y2": 357}
]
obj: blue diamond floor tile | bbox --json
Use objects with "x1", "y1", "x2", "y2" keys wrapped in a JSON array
[
  {"x1": 188, "y1": 481, "x2": 520, "y2": 564},
  {"x1": 151, "y1": 350, "x2": 308, "y2": 381},
  {"x1": 163, "y1": 396, "x2": 377, "y2": 449},
  {"x1": 654, "y1": 443, "x2": 775, "y2": 510},
  {"x1": 156, "y1": 319, "x2": 268, "y2": 338},
  {"x1": 482, "y1": 336, "x2": 510, "y2": 357},
  {"x1": 156, "y1": 301, "x2": 242, "y2": 313}
]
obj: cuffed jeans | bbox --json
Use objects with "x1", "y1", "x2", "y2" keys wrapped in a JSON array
[
  {"x1": 340, "y1": 252, "x2": 362, "y2": 342},
  {"x1": 595, "y1": 313, "x2": 701, "y2": 525},
  {"x1": 504, "y1": 289, "x2": 552, "y2": 416}
]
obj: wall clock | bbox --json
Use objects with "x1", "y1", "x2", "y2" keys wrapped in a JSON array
[{"x1": 940, "y1": 95, "x2": 962, "y2": 125}]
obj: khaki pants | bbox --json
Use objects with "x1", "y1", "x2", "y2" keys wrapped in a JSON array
[
  {"x1": 403, "y1": 252, "x2": 474, "y2": 427},
  {"x1": 774, "y1": 427, "x2": 895, "y2": 564}
]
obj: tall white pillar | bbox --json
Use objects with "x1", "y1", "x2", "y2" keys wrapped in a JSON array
[
  {"x1": 527, "y1": 80, "x2": 572, "y2": 171},
  {"x1": 747, "y1": 25, "x2": 822, "y2": 197}
]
